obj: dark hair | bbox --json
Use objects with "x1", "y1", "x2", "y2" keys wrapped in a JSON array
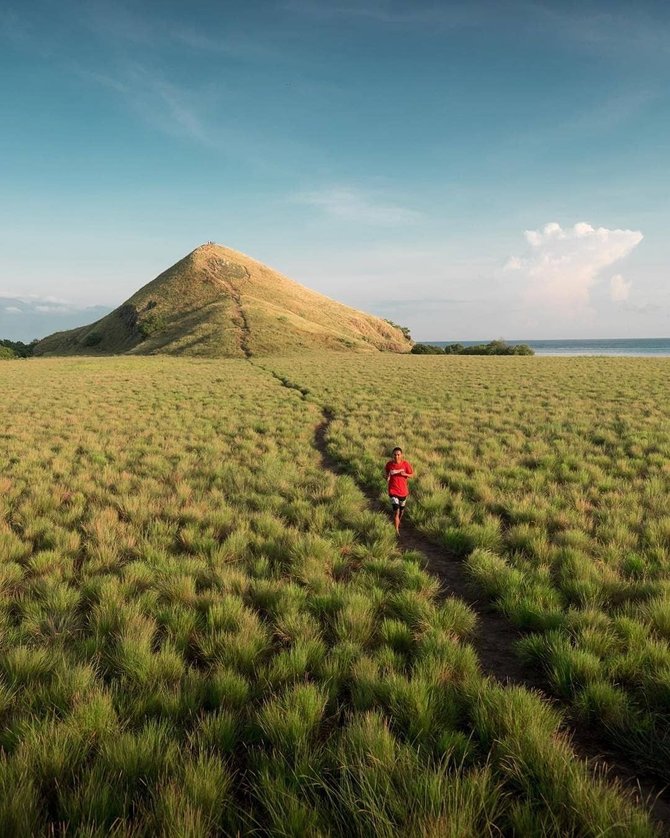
[{"x1": 392, "y1": 447, "x2": 402, "y2": 454}]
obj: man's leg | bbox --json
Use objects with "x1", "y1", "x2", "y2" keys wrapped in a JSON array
[
  {"x1": 396, "y1": 497, "x2": 407, "y2": 532},
  {"x1": 390, "y1": 496, "x2": 401, "y2": 533}
]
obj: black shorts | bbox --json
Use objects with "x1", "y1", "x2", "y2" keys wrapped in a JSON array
[{"x1": 390, "y1": 494, "x2": 408, "y2": 509}]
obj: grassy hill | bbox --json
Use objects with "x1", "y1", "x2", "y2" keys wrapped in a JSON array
[{"x1": 34, "y1": 244, "x2": 411, "y2": 357}]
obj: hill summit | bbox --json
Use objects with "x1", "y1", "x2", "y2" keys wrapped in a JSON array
[{"x1": 34, "y1": 244, "x2": 411, "y2": 357}]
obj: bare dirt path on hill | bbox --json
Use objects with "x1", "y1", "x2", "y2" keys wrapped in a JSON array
[
  {"x1": 256, "y1": 365, "x2": 670, "y2": 829},
  {"x1": 208, "y1": 267, "x2": 252, "y2": 359},
  {"x1": 228, "y1": 287, "x2": 252, "y2": 359}
]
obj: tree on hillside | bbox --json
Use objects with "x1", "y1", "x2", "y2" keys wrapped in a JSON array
[{"x1": 0, "y1": 338, "x2": 38, "y2": 358}]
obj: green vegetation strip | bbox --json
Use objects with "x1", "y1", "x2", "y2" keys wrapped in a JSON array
[{"x1": 0, "y1": 357, "x2": 658, "y2": 835}]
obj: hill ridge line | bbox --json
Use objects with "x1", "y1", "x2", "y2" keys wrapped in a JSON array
[
  {"x1": 251, "y1": 359, "x2": 670, "y2": 830},
  {"x1": 34, "y1": 244, "x2": 412, "y2": 357}
]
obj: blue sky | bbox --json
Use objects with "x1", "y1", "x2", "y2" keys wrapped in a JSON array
[{"x1": 1, "y1": 0, "x2": 668, "y2": 341}]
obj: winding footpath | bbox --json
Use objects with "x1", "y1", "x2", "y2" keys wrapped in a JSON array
[
  {"x1": 257, "y1": 364, "x2": 670, "y2": 830},
  {"x1": 314, "y1": 405, "x2": 670, "y2": 831}
]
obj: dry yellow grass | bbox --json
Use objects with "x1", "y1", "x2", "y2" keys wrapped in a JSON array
[{"x1": 34, "y1": 244, "x2": 411, "y2": 357}]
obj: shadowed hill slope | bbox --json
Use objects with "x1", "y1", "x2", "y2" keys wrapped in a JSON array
[{"x1": 34, "y1": 244, "x2": 411, "y2": 357}]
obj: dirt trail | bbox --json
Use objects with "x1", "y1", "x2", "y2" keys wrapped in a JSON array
[
  {"x1": 229, "y1": 287, "x2": 251, "y2": 359},
  {"x1": 312, "y1": 408, "x2": 670, "y2": 830},
  {"x1": 210, "y1": 268, "x2": 252, "y2": 359},
  {"x1": 253, "y1": 365, "x2": 670, "y2": 828}
]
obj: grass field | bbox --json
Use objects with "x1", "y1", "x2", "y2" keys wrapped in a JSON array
[
  {"x1": 265, "y1": 354, "x2": 670, "y2": 783},
  {"x1": 0, "y1": 356, "x2": 664, "y2": 835}
]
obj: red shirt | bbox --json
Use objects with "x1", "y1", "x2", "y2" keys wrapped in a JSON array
[{"x1": 385, "y1": 460, "x2": 413, "y2": 496}]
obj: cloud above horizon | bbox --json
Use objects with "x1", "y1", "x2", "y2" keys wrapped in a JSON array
[
  {"x1": 505, "y1": 221, "x2": 643, "y2": 310},
  {"x1": 0, "y1": 294, "x2": 111, "y2": 341},
  {"x1": 0, "y1": 293, "x2": 98, "y2": 314}
]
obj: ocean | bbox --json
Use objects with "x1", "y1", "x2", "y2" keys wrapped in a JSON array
[{"x1": 428, "y1": 338, "x2": 670, "y2": 357}]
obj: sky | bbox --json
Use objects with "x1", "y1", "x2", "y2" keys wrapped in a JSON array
[{"x1": 1, "y1": 0, "x2": 668, "y2": 342}]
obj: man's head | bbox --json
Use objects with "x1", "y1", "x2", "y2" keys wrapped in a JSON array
[{"x1": 392, "y1": 446, "x2": 403, "y2": 463}]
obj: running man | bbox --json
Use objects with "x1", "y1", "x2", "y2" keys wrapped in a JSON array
[{"x1": 385, "y1": 447, "x2": 414, "y2": 534}]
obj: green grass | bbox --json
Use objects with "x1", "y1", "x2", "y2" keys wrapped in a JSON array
[
  {"x1": 266, "y1": 352, "x2": 670, "y2": 783},
  {"x1": 0, "y1": 355, "x2": 661, "y2": 834}
]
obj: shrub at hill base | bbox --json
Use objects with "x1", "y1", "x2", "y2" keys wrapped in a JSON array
[
  {"x1": 411, "y1": 340, "x2": 534, "y2": 356},
  {"x1": 410, "y1": 343, "x2": 445, "y2": 355},
  {"x1": 460, "y1": 340, "x2": 534, "y2": 356},
  {"x1": 0, "y1": 339, "x2": 38, "y2": 359}
]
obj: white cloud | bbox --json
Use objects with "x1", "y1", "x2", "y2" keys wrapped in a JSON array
[
  {"x1": 294, "y1": 186, "x2": 421, "y2": 226},
  {"x1": 503, "y1": 255, "x2": 523, "y2": 271},
  {"x1": 0, "y1": 293, "x2": 94, "y2": 313},
  {"x1": 610, "y1": 273, "x2": 632, "y2": 302},
  {"x1": 35, "y1": 304, "x2": 66, "y2": 312},
  {"x1": 506, "y1": 221, "x2": 643, "y2": 310}
]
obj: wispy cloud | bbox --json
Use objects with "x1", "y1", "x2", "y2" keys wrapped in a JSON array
[
  {"x1": 76, "y1": 61, "x2": 214, "y2": 146},
  {"x1": 526, "y1": 2, "x2": 670, "y2": 60},
  {"x1": 294, "y1": 186, "x2": 422, "y2": 226},
  {"x1": 504, "y1": 221, "x2": 643, "y2": 310},
  {"x1": 82, "y1": 1, "x2": 280, "y2": 61},
  {"x1": 0, "y1": 293, "x2": 103, "y2": 313},
  {"x1": 0, "y1": 295, "x2": 112, "y2": 341},
  {"x1": 283, "y1": 0, "x2": 486, "y2": 27}
]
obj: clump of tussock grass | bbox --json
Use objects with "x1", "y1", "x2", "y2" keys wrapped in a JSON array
[
  {"x1": 434, "y1": 597, "x2": 478, "y2": 638},
  {"x1": 256, "y1": 683, "x2": 328, "y2": 757},
  {"x1": 316, "y1": 638, "x2": 365, "y2": 698},
  {"x1": 0, "y1": 755, "x2": 45, "y2": 835},
  {"x1": 250, "y1": 751, "x2": 325, "y2": 837},
  {"x1": 466, "y1": 548, "x2": 520, "y2": 600},
  {"x1": 264, "y1": 639, "x2": 327, "y2": 688},
  {"x1": 25, "y1": 548, "x2": 73, "y2": 580},
  {"x1": 471, "y1": 682, "x2": 656, "y2": 836},
  {"x1": 517, "y1": 631, "x2": 602, "y2": 699},
  {"x1": 0, "y1": 561, "x2": 23, "y2": 598},
  {"x1": 99, "y1": 719, "x2": 180, "y2": 787},
  {"x1": 205, "y1": 666, "x2": 251, "y2": 711},
  {"x1": 190, "y1": 709, "x2": 239, "y2": 754},
  {"x1": 384, "y1": 588, "x2": 437, "y2": 630},
  {"x1": 273, "y1": 608, "x2": 322, "y2": 645},
  {"x1": 414, "y1": 628, "x2": 481, "y2": 687},
  {"x1": 58, "y1": 783, "x2": 137, "y2": 836},
  {"x1": 1, "y1": 645, "x2": 55, "y2": 687},
  {"x1": 383, "y1": 671, "x2": 464, "y2": 746},
  {"x1": 333, "y1": 592, "x2": 377, "y2": 646},
  {"x1": 644, "y1": 595, "x2": 670, "y2": 641},
  {"x1": 150, "y1": 752, "x2": 234, "y2": 836},
  {"x1": 349, "y1": 655, "x2": 386, "y2": 711},
  {"x1": 574, "y1": 680, "x2": 635, "y2": 730},
  {"x1": 20, "y1": 582, "x2": 81, "y2": 644},
  {"x1": 329, "y1": 711, "x2": 504, "y2": 838},
  {"x1": 379, "y1": 618, "x2": 415, "y2": 657}
]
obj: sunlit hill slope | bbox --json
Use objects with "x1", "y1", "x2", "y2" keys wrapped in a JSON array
[{"x1": 34, "y1": 244, "x2": 411, "y2": 357}]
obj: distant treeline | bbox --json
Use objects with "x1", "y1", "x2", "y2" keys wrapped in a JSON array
[
  {"x1": 0, "y1": 339, "x2": 38, "y2": 359},
  {"x1": 411, "y1": 339, "x2": 534, "y2": 356}
]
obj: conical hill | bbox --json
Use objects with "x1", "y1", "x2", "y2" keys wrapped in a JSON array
[{"x1": 34, "y1": 243, "x2": 411, "y2": 357}]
